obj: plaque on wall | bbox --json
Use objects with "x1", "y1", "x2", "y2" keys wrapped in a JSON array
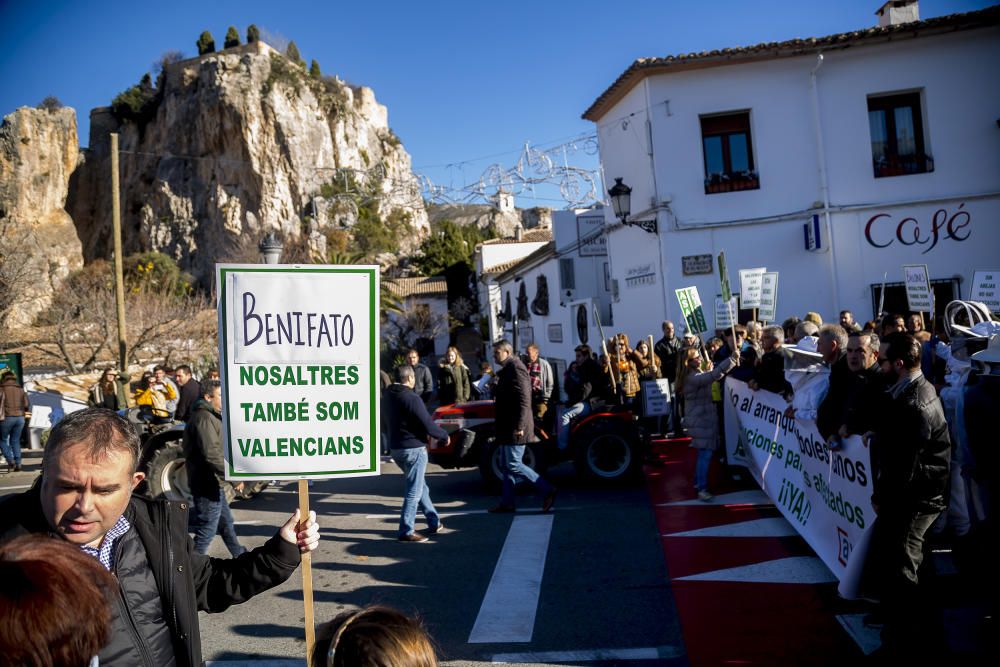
[
  {"x1": 682, "y1": 254, "x2": 714, "y2": 275},
  {"x1": 547, "y1": 323, "x2": 563, "y2": 343}
]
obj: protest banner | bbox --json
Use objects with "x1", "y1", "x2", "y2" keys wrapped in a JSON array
[
  {"x1": 715, "y1": 296, "x2": 738, "y2": 329},
  {"x1": 738, "y1": 267, "x2": 766, "y2": 309},
  {"x1": 758, "y1": 272, "x2": 778, "y2": 323},
  {"x1": 675, "y1": 286, "x2": 708, "y2": 335},
  {"x1": 723, "y1": 378, "x2": 873, "y2": 584},
  {"x1": 641, "y1": 378, "x2": 672, "y2": 417},
  {"x1": 217, "y1": 263, "x2": 381, "y2": 659},
  {"x1": 902, "y1": 264, "x2": 933, "y2": 320},
  {"x1": 970, "y1": 270, "x2": 1000, "y2": 314}
]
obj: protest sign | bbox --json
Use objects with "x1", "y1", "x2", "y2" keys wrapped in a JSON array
[
  {"x1": 717, "y1": 251, "x2": 732, "y2": 302},
  {"x1": 641, "y1": 379, "x2": 672, "y2": 417},
  {"x1": 217, "y1": 265, "x2": 381, "y2": 481},
  {"x1": 723, "y1": 379, "x2": 873, "y2": 582},
  {"x1": 738, "y1": 267, "x2": 766, "y2": 308},
  {"x1": 715, "y1": 296, "x2": 738, "y2": 329},
  {"x1": 758, "y1": 272, "x2": 779, "y2": 322},
  {"x1": 902, "y1": 264, "x2": 933, "y2": 313},
  {"x1": 970, "y1": 270, "x2": 1000, "y2": 314},
  {"x1": 675, "y1": 286, "x2": 708, "y2": 335}
]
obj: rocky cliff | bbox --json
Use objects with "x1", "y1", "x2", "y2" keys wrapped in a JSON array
[
  {"x1": 0, "y1": 107, "x2": 83, "y2": 328},
  {"x1": 67, "y1": 40, "x2": 428, "y2": 286}
]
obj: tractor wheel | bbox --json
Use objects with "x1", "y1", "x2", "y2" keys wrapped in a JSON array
[
  {"x1": 572, "y1": 419, "x2": 642, "y2": 485},
  {"x1": 143, "y1": 440, "x2": 192, "y2": 501}
]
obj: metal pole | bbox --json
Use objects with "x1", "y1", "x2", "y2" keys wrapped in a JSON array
[{"x1": 111, "y1": 133, "x2": 128, "y2": 371}]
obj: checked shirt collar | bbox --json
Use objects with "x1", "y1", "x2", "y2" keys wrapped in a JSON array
[{"x1": 79, "y1": 514, "x2": 131, "y2": 571}]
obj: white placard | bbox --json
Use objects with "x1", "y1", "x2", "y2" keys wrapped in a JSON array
[
  {"x1": 970, "y1": 270, "x2": 1000, "y2": 314},
  {"x1": 723, "y1": 379, "x2": 873, "y2": 584},
  {"x1": 902, "y1": 264, "x2": 933, "y2": 313},
  {"x1": 217, "y1": 264, "x2": 380, "y2": 480},
  {"x1": 758, "y1": 272, "x2": 779, "y2": 322},
  {"x1": 739, "y1": 267, "x2": 767, "y2": 308},
  {"x1": 715, "y1": 297, "x2": 738, "y2": 329},
  {"x1": 642, "y1": 379, "x2": 672, "y2": 417}
]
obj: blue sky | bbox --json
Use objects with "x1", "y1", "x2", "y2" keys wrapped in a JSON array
[{"x1": 1, "y1": 0, "x2": 992, "y2": 208}]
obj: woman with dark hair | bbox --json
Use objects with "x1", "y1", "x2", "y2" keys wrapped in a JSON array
[
  {"x1": 0, "y1": 534, "x2": 117, "y2": 666},
  {"x1": 437, "y1": 346, "x2": 471, "y2": 406},
  {"x1": 313, "y1": 605, "x2": 438, "y2": 667},
  {"x1": 88, "y1": 368, "x2": 129, "y2": 410}
]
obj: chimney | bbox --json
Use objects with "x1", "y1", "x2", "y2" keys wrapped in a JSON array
[
  {"x1": 876, "y1": 0, "x2": 919, "y2": 27},
  {"x1": 514, "y1": 224, "x2": 523, "y2": 241}
]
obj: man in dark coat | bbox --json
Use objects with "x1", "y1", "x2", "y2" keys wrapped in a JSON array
[
  {"x1": 183, "y1": 380, "x2": 244, "y2": 556},
  {"x1": 815, "y1": 324, "x2": 852, "y2": 444},
  {"x1": 401, "y1": 348, "x2": 434, "y2": 405},
  {"x1": 173, "y1": 365, "x2": 202, "y2": 423},
  {"x1": 0, "y1": 408, "x2": 320, "y2": 667},
  {"x1": 557, "y1": 344, "x2": 613, "y2": 450},
  {"x1": 749, "y1": 325, "x2": 793, "y2": 397},
  {"x1": 383, "y1": 365, "x2": 449, "y2": 542},
  {"x1": 654, "y1": 320, "x2": 682, "y2": 383},
  {"x1": 490, "y1": 340, "x2": 556, "y2": 513},
  {"x1": 862, "y1": 333, "x2": 951, "y2": 658}
]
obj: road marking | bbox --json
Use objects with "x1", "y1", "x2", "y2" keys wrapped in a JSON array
[
  {"x1": 365, "y1": 507, "x2": 581, "y2": 519},
  {"x1": 0, "y1": 484, "x2": 33, "y2": 491},
  {"x1": 468, "y1": 514, "x2": 554, "y2": 644},
  {"x1": 835, "y1": 614, "x2": 882, "y2": 655},
  {"x1": 657, "y1": 489, "x2": 773, "y2": 507},
  {"x1": 664, "y1": 517, "x2": 797, "y2": 538},
  {"x1": 675, "y1": 556, "x2": 837, "y2": 584},
  {"x1": 492, "y1": 646, "x2": 683, "y2": 663}
]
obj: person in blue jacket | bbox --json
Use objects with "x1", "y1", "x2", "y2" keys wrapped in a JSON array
[{"x1": 383, "y1": 365, "x2": 449, "y2": 542}]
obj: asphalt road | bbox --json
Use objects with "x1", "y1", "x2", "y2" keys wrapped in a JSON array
[{"x1": 1, "y1": 453, "x2": 687, "y2": 666}]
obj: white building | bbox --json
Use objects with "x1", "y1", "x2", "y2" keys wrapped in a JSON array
[
  {"x1": 480, "y1": 209, "x2": 617, "y2": 392},
  {"x1": 583, "y1": 2, "x2": 1000, "y2": 335},
  {"x1": 384, "y1": 276, "x2": 450, "y2": 360}
]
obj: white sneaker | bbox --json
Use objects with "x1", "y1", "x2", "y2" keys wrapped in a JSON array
[{"x1": 697, "y1": 490, "x2": 714, "y2": 502}]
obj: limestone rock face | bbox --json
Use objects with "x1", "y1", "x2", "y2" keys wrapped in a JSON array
[
  {"x1": 67, "y1": 41, "x2": 428, "y2": 286},
  {"x1": 427, "y1": 203, "x2": 552, "y2": 238},
  {"x1": 0, "y1": 107, "x2": 83, "y2": 328}
]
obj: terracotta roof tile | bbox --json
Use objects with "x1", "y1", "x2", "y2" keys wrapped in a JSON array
[
  {"x1": 480, "y1": 229, "x2": 553, "y2": 245},
  {"x1": 385, "y1": 276, "x2": 448, "y2": 298}
]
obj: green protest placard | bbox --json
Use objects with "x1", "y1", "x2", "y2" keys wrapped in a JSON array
[
  {"x1": 717, "y1": 251, "x2": 732, "y2": 302},
  {"x1": 675, "y1": 286, "x2": 708, "y2": 335},
  {"x1": 216, "y1": 264, "x2": 381, "y2": 480}
]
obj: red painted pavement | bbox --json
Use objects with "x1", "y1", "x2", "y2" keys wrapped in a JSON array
[{"x1": 645, "y1": 440, "x2": 865, "y2": 666}]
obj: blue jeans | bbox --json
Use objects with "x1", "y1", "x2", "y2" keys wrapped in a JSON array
[
  {"x1": 190, "y1": 489, "x2": 245, "y2": 557},
  {"x1": 695, "y1": 448, "x2": 713, "y2": 491},
  {"x1": 391, "y1": 447, "x2": 439, "y2": 537},
  {"x1": 1, "y1": 416, "x2": 25, "y2": 466},
  {"x1": 558, "y1": 402, "x2": 591, "y2": 450},
  {"x1": 500, "y1": 444, "x2": 553, "y2": 507}
]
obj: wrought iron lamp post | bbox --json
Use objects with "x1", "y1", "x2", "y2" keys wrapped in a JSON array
[
  {"x1": 608, "y1": 177, "x2": 657, "y2": 234},
  {"x1": 258, "y1": 231, "x2": 283, "y2": 264}
]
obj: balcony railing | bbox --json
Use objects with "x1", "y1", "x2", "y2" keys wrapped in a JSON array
[
  {"x1": 873, "y1": 153, "x2": 934, "y2": 178},
  {"x1": 704, "y1": 171, "x2": 760, "y2": 195}
]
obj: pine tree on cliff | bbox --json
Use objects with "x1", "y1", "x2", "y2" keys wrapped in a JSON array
[
  {"x1": 310, "y1": 60, "x2": 321, "y2": 78},
  {"x1": 247, "y1": 24, "x2": 260, "y2": 43},
  {"x1": 286, "y1": 41, "x2": 305, "y2": 68},
  {"x1": 197, "y1": 31, "x2": 216, "y2": 55},
  {"x1": 224, "y1": 26, "x2": 240, "y2": 49}
]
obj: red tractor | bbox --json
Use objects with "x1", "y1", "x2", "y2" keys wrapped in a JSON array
[{"x1": 429, "y1": 400, "x2": 649, "y2": 488}]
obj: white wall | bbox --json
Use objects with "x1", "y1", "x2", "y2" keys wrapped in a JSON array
[{"x1": 593, "y1": 25, "x2": 1000, "y2": 330}]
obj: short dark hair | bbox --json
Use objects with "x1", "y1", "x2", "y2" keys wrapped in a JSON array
[
  {"x1": 43, "y1": 408, "x2": 141, "y2": 474},
  {"x1": 405, "y1": 348, "x2": 419, "y2": 356},
  {"x1": 175, "y1": 364, "x2": 192, "y2": 375},
  {"x1": 881, "y1": 313, "x2": 904, "y2": 329},
  {"x1": 396, "y1": 365, "x2": 415, "y2": 383},
  {"x1": 152, "y1": 364, "x2": 165, "y2": 372},
  {"x1": 575, "y1": 344, "x2": 592, "y2": 357},
  {"x1": 313, "y1": 605, "x2": 437, "y2": 667},
  {"x1": 202, "y1": 379, "x2": 222, "y2": 397},
  {"x1": 495, "y1": 340, "x2": 513, "y2": 354},
  {"x1": 883, "y1": 332, "x2": 921, "y2": 369}
]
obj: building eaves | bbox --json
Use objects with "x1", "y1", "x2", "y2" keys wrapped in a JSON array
[
  {"x1": 479, "y1": 229, "x2": 554, "y2": 246},
  {"x1": 582, "y1": 6, "x2": 1000, "y2": 121}
]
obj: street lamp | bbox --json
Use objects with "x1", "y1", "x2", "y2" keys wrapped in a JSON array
[
  {"x1": 608, "y1": 177, "x2": 657, "y2": 234},
  {"x1": 258, "y1": 231, "x2": 283, "y2": 264}
]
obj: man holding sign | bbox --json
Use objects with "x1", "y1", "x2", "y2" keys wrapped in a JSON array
[{"x1": 0, "y1": 408, "x2": 320, "y2": 667}]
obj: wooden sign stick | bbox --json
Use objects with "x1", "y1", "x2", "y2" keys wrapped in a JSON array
[
  {"x1": 298, "y1": 479, "x2": 316, "y2": 664},
  {"x1": 601, "y1": 338, "x2": 617, "y2": 393}
]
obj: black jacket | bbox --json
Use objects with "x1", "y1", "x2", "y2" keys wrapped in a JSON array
[
  {"x1": 871, "y1": 372, "x2": 951, "y2": 512},
  {"x1": 383, "y1": 384, "x2": 448, "y2": 450},
  {"x1": 816, "y1": 354, "x2": 852, "y2": 440},
  {"x1": 0, "y1": 484, "x2": 300, "y2": 667},
  {"x1": 174, "y1": 379, "x2": 202, "y2": 423},
  {"x1": 494, "y1": 356, "x2": 534, "y2": 444},
  {"x1": 410, "y1": 363, "x2": 434, "y2": 404},
  {"x1": 568, "y1": 357, "x2": 612, "y2": 406},
  {"x1": 753, "y1": 348, "x2": 793, "y2": 397},
  {"x1": 182, "y1": 399, "x2": 225, "y2": 497},
  {"x1": 654, "y1": 336, "x2": 682, "y2": 382}
]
